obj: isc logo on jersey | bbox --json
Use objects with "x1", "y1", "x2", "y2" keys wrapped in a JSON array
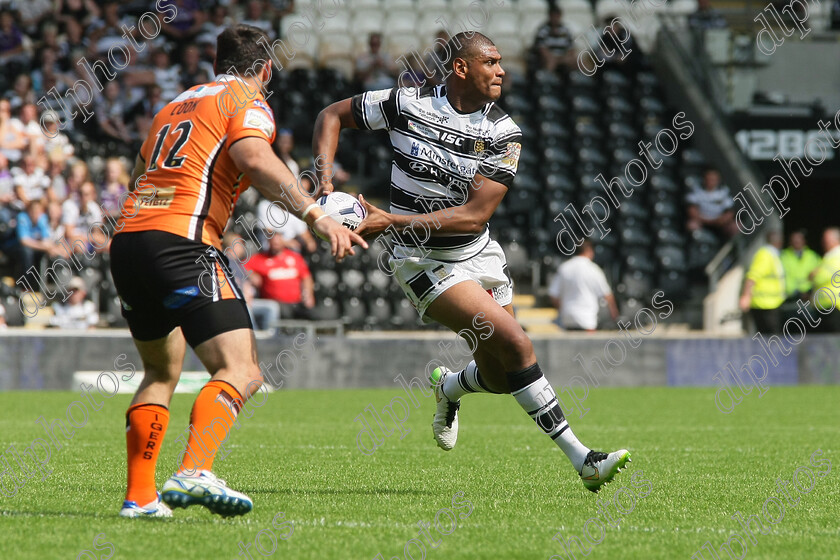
[{"x1": 440, "y1": 132, "x2": 464, "y2": 147}]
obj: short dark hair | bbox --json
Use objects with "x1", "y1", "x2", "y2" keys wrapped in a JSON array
[
  {"x1": 214, "y1": 24, "x2": 271, "y2": 76},
  {"x1": 444, "y1": 31, "x2": 496, "y2": 73}
]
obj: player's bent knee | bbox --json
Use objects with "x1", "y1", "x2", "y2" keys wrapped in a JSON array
[{"x1": 496, "y1": 330, "x2": 534, "y2": 370}]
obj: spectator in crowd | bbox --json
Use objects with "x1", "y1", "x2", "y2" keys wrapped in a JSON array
[
  {"x1": 531, "y1": 4, "x2": 576, "y2": 72},
  {"x1": 781, "y1": 230, "x2": 821, "y2": 300},
  {"x1": 739, "y1": 230, "x2": 785, "y2": 333},
  {"x1": 17, "y1": 0, "x2": 53, "y2": 33},
  {"x1": 12, "y1": 155, "x2": 52, "y2": 208},
  {"x1": 548, "y1": 240, "x2": 619, "y2": 331},
  {"x1": 0, "y1": 98, "x2": 28, "y2": 164},
  {"x1": 596, "y1": 17, "x2": 645, "y2": 74},
  {"x1": 809, "y1": 227, "x2": 840, "y2": 332},
  {"x1": 245, "y1": 231, "x2": 315, "y2": 328},
  {"x1": 159, "y1": 0, "x2": 207, "y2": 46},
  {"x1": 0, "y1": 9, "x2": 27, "y2": 67},
  {"x1": 126, "y1": 84, "x2": 166, "y2": 124},
  {"x1": 424, "y1": 29, "x2": 451, "y2": 86},
  {"x1": 55, "y1": 0, "x2": 100, "y2": 28},
  {"x1": 87, "y1": 1, "x2": 132, "y2": 55},
  {"x1": 41, "y1": 111, "x2": 74, "y2": 164},
  {"x1": 50, "y1": 276, "x2": 98, "y2": 329},
  {"x1": 0, "y1": 153, "x2": 15, "y2": 250},
  {"x1": 8, "y1": 75, "x2": 36, "y2": 112},
  {"x1": 0, "y1": 303, "x2": 7, "y2": 329},
  {"x1": 99, "y1": 158, "x2": 129, "y2": 219},
  {"x1": 46, "y1": 200, "x2": 66, "y2": 246},
  {"x1": 95, "y1": 81, "x2": 132, "y2": 145},
  {"x1": 240, "y1": 1, "x2": 276, "y2": 40},
  {"x1": 60, "y1": 18, "x2": 88, "y2": 63},
  {"x1": 64, "y1": 181, "x2": 108, "y2": 252},
  {"x1": 197, "y1": 4, "x2": 231, "y2": 46},
  {"x1": 688, "y1": 0, "x2": 728, "y2": 29},
  {"x1": 0, "y1": 153, "x2": 13, "y2": 205},
  {"x1": 354, "y1": 32, "x2": 398, "y2": 91},
  {"x1": 32, "y1": 47, "x2": 70, "y2": 95},
  {"x1": 257, "y1": 199, "x2": 318, "y2": 254},
  {"x1": 177, "y1": 43, "x2": 215, "y2": 89},
  {"x1": 13, "y1": 104, "x2": 45, "y2": 163},
  {"x1": 15, "y1": 199, "x2": 61, "y2": 281},
  {"x1": 685, "y1": 166, "x2": 738, "y2": 239},
  {"x1": 128, "y1": 47, "x2": 183, "y2": 102}
]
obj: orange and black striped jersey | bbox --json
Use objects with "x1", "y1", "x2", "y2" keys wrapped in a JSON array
[{"x1": 118, "y1": 75, "x2": 277, "y2": 249}]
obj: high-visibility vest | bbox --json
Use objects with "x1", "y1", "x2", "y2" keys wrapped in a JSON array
[
  {"x1": 780, "y1": 247, "x2": 821, "y2": 295},
  {"x1": 746, "y1": 245, "x2": 785, "y2": 309},
  {"x1": 812, "y1": 246, "x2": 840, "y2": 310}
]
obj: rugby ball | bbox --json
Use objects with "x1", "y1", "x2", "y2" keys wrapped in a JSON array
[{"x1": 317, "y1": 192, "x2": 366, "y2": 231}]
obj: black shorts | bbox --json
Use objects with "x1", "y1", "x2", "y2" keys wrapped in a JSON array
[{"x1": 110, "y1": 230, "x2": 252, "y2": 347}]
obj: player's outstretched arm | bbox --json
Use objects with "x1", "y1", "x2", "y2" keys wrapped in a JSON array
[
  {"x1": 230, "y1": 137, "x2": 367, "y2": 259},
  {"x1": 312, "y1": 98, "x2": 358, "y2": 197},
  {"x1": 354, "y1": 173, "x2": 509, "y2": 239}
]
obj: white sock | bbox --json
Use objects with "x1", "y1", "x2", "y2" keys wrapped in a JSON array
[
  {"x1": 508, "y1": 364, "x2": 590, "y2": 471},
  {"x1": 441, "y1": 361, "x2": 502, "y2": 401}
]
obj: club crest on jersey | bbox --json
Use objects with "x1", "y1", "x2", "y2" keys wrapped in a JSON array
[{"x1": 474, "y1": 139, "x2": 485, "y2": 153}]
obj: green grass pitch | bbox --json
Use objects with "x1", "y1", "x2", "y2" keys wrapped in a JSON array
[{"x1": 1, "y1": 386, "x2": 838, "y2": 560}]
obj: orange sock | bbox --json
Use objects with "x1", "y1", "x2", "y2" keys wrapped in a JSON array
[
  {"x1": 178, "y1": 380, "x2": 243, "y2": 476},
  {"x1": 125, "y1": 403, "x2": 169, "y2": 505}
]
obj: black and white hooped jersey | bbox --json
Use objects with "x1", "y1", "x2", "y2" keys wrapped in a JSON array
[{"x1": 351, "y1": 84, "x2": 522, "y2": 261}]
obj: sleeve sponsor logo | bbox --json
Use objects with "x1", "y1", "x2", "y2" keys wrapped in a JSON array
[
  {"x1": 244, "y1": 109, "x2": 275, "y2": 137},
  {"x1": 367, "y1": 89, "x2": 391, "y2": 103},
  {"x1": 501, "y1": 142, "x2": 521, "y2": 168}
]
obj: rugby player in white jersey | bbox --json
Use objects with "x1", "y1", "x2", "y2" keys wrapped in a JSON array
[{"x1": 313, "y1": 32, "x2": 629, "y2": 492}]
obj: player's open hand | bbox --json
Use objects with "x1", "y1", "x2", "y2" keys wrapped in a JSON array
[
  {"x1": 354, "y1": 194, "x2": 391, "y2": 239},
  {"x1": 313, "y1": 214, "x2": 368, "y2": 261}
]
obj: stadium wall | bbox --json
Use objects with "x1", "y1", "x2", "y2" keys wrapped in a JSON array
[{"x1": 1, "y1": 331, "x2": 839, "y2": 391}]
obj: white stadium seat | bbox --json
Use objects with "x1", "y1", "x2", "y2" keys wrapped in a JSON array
[
  {"x1": 385, "y1": 33, "x2": 423, "y2": 61},
  {"x1": 351, "y1": 9, "x2": 386, "y2": 36},
  {"x1": 485, "y1": 7, "x2": 521, "y2": 37},
  {"x1": 320, "y1": 8, "x2": 352, "y2": 33},
  {"x1": 384, "y1": 10, "x2": 419, "y2": 34},
  {"x1": 351, "y1": 0, "x2": 381, "y2": 7},
  {"x1": 519, "y1": 11, "x2": 548, "y2": 39},
  {"x1": 417, "y1": 10, "x2": 450, "y2": 36}
]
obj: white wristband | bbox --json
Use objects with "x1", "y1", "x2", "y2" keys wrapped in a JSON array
[
  {"x1": 301, "y1": 203, "x2": 319, "y2": 220},
  {"x1": 314, "y1": 214, "x2": 331, "y2": 224}
]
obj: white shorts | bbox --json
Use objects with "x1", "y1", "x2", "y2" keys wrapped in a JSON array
[{"x1": 390, "y1": 240, "x2": 514, "y2": 323}]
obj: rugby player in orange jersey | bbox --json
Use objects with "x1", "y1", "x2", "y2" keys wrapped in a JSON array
[{"x1": 112, "y1": 24, "x2": 366, "y2": 518}]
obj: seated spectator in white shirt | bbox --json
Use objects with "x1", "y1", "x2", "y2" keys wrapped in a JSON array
[
  {"x1": 548, "y1": 240, "x2": 619, "y2": 331},
  {"x1": 354, "y1": 33, "x2": 398, "y2": 91},
  {"x1": 12, "y1": 154, "x2": 52, "y2": 208},
  {"x1": 63, "y1": 181, "x2": 108, "y2": 253},
  {"x1": 50, "y1": 276, "x2": 99, "y2": 329},
  {"x1": 686, "y1": 166, "x2": 738, "y2": 239}
]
